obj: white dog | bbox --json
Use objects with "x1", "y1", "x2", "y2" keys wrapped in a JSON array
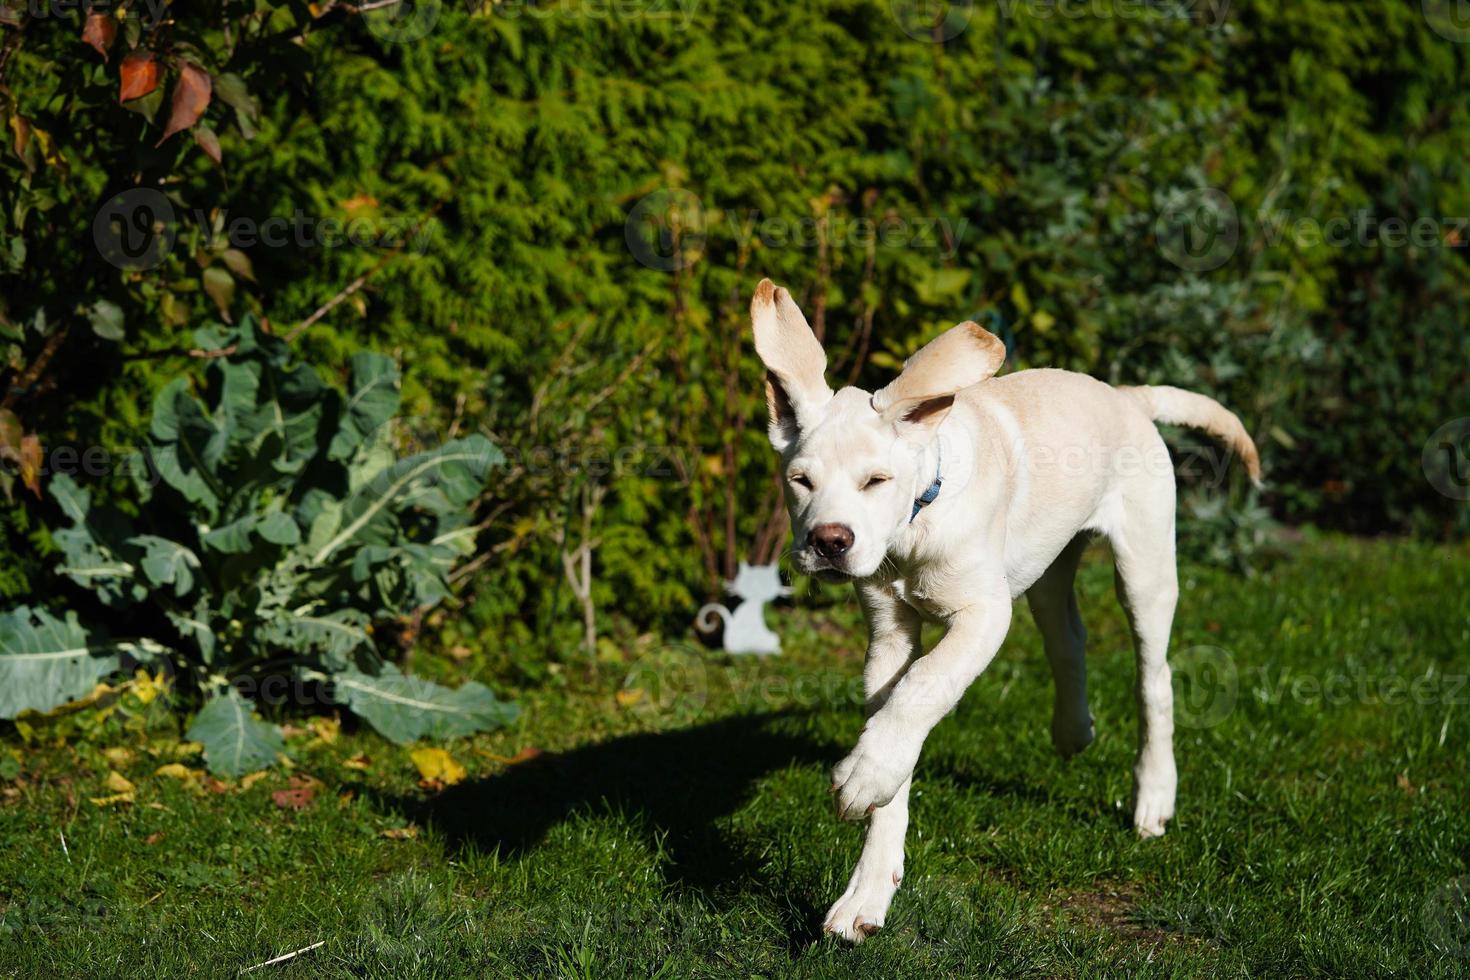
[{"x1": 749, "y1": 279, "x2": 1260, "y2": 943}]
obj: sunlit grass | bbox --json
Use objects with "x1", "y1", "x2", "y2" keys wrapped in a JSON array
[{"x1": 1, "y1": 534, "x2": 1466, "y2": 977}]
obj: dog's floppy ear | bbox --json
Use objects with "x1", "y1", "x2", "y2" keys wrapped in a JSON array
[
  {"x1": 751, "y1": 279, "x2": 833, "y2": 452},
  {"x1": 871, "y1": 321, "x2": 1006, "y2": 436}
]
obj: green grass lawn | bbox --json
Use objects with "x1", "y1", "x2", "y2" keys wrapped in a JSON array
[{"x1": 2, "y1": 534, "x2": 1468, "y2": 977}]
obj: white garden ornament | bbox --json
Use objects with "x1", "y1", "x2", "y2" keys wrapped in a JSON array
[{"x1": 695, "y1": 562, "x2": 792, "y2": 655}]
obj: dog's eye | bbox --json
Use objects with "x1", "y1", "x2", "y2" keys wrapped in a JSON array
[
  {"x1": 863, "y1": 474, "x2": 892, "y2": 490},
  {"x1": 789, "y1": 473, "x2": 813, "y2": 490}
]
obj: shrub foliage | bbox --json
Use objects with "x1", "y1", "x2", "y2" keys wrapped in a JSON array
[{"x1": 0, "y1": 1, "x2": 1466, "y2": 668}]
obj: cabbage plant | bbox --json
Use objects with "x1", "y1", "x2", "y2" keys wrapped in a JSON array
[{"x1": 0, "y1": 320, "x2": 515, "y2": 774}]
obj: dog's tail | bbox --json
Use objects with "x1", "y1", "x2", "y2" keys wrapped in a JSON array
[{"x1": 1119, "y1": 385, "x2": 1263, "y2": 487}]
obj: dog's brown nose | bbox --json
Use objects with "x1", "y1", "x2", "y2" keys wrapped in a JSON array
[{"x1": 808, "y1": 523, "x2": 854, "y2": 560}]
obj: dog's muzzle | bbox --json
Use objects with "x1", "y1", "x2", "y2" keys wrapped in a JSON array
[
  {"x1": 806, "y1": 523, "x2": 856, "y2": 581},
  {"x1": 808, "y1": 523, "x2": 854, "y2": 559}
]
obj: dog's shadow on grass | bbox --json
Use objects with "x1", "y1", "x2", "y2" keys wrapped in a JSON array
[
  {"x1": 373, "y1": 710, "x2": 834, "y2": 896},
  {"x1": 364, "y1": 709, "x2": 1121, "y2": 949}
]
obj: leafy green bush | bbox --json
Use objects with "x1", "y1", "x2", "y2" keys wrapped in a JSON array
[
  {"x1": 0, "y1": 320, "x2": 515, "y2": 774},
  {"x1": 0, "y1": 1, "x2": 1466, "y2": 667}
]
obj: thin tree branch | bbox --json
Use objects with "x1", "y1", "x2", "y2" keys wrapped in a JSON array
[
  {"x1": 286, "y1": 201, "x2": 443, "y2": 343},
  {"x1": 1, "y1": 326, "x2": 67, "y2": 411}
]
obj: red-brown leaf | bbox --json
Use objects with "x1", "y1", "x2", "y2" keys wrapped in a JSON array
[
  {"x1": 18, "y1": 434, "x2": 41, "y2": 498},
  {"x1": 0, "y1": 408, "x2": 21, "y2": 461},
  {"x1": 81, "y1": 13, "x2": 117, "y2": 62},
  {"x1": 272, "y1": 787, "x2": 313, "y2": 810},
  {"x1": 271, "y1": 775, "x2": 319, "y2": 811},
  {"x1": 157, "y1": 62, "x2": 212, "y2": 146},
  {"x1": 118, "y1": 51, "x2": 159, "y2": 103},
  {"x1": 477, "y1": 746, "x2": 543, "y2": 766},
  {"x1": 194, "y1": 125, "x2": 222, "y2": 165}
]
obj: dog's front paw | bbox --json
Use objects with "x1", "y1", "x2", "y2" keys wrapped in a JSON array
[
  {"x1": 831, "y1": 731, "x2": 916, "y2": 821},
  {"x1": 822, "y1": 870, "x2": 901, "y2": 944}
]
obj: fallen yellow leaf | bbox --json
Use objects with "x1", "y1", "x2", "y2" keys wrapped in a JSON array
[
  {"x1": 342, "y1": 754, "x2": 372, "y2": 771},
  {"x1": 102, "y1": 746, "x2": 135, "y2": 768},
  {"x1": 615, "y1": 688, "x2": 644, "y2": 707},
  {"x1": 149, "y1": 740, "x2": 204, "y2": 760},
  {"x1": 381, "y1": 826, "x2": 419, "y2": 840},
  {"x1": 307, "y1": 717, "x2": 340, "y2": 745},
  {"x1": 410, "y1": 747, "x2": 466, "y2": 787},
  {"x1": 240, "y1": 771, "x2": 271, "y2": 791},
  {"x1": 90, "y1": 792, "x2": 135, "y2": 807},
  {"x1": 155, "y1": 763, "x2": 202, "y2": 781},
  {"x1": 105, "y1": 771, "x2": 137, "y2": 794}
]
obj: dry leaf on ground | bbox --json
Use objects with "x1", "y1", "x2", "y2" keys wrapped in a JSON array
[
  {"x1": 477, "y1": 747, "x2": 543, "y2": 766},
  {"x1": 272, "y1": 775, "x2": 320, "y2": 811},
  {"x1": 381, "y1": 826, "x2": 420, "y2": 841},
  {"x1": 411, "y1": 747, "x2": 467, "y2": 788}
]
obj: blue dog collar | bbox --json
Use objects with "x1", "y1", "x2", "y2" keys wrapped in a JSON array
[{"x1": 909, "y1": 443, "x2": 943, "y2": 522}]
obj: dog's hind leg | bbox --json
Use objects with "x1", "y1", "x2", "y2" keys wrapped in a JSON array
[
  {"x1": 1110, "y1": 484, "x2": 1180, "y2": 839},
  {"x1": 823, "y1": 583, "x2": 921, "y2": 944},
  {"x1": 1026, "y1": 534, "x2": 1095, "y2": 758}
]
